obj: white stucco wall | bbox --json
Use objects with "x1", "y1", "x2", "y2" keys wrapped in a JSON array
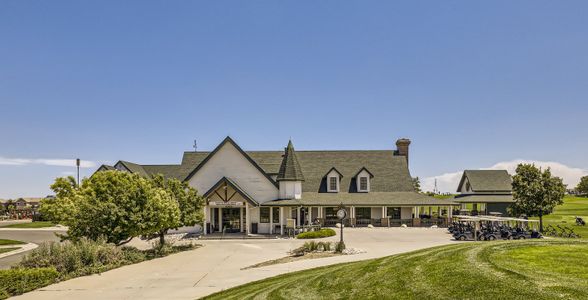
[
  {"x1": 401, "y1": 207, "x2": 413, "y2": 219},
  {"x1": 371, "y1": 207, "x2": 383, "y2": 219},
  {"x1": 279, "y1": 181, "x2": 302, "y2": 199},
  {"x1": 187, "y1": 142, "x2": 279, "y2": 204}
]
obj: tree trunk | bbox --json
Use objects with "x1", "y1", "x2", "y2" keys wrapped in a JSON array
[{"x1": 159, "y1": 230, "x2": 165, "y2": 246}]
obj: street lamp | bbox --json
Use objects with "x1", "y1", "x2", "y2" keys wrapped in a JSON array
[{"x1": 336, "y1": 203, "x2": 347, "y2": 246}]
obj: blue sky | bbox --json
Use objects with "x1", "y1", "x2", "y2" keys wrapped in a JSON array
[{"x1": 1, "y1": 1, "x2": 587, "y2": 198}]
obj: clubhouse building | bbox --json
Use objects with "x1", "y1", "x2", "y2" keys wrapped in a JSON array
[
  {"x1": 96, "y1": 137, "x2": 457, "y2": 235},
  {"x1": 452, "y1": 170, "x2": 515, "y2": 216}
]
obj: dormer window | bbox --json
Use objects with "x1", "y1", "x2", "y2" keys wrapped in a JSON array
[
  {"x1": 325, "y1": 167, "x2": 343, "y2": 193},
  {"x1": 328, "y1": 176, "x2": 339, "y2": 192},
  {"x1": 354, "y1": 167, "x2": 373, "y2": 193},
  {"x1": 359, "y1": 177, "x2": 368, "y2": 192}
]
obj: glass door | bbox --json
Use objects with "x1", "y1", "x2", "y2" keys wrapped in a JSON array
[{"x1": 222, "y1": 208, "x2": 241, "y2": 233}]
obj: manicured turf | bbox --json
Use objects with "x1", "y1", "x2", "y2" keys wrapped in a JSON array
[
  {"x1": 0, "y1": 221, "x2": 56, "y2": 229},
  {"x1": 204, "y1": 240, "x2": 588, "y2": 300},
  {"x1": 533, "y1": 196, "x2": 588, "y2": 237},
  {"x1": 0, "y1": 239, "x2": 26, "y2": 246},
  {"x1": 0, "y1": 247, "x2": 20, "y2": 254}
]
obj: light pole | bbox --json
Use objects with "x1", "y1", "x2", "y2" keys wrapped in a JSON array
[
  {"x1": 76, "y1": 158, "x2": 80, "y2": 187},
  {"x1": 336, "y1": 203, "x2": 347, "y2": 246}
]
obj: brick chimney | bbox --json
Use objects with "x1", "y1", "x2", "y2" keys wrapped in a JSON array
[{"x1": 396, "y1": 138, "x2": 411, "y2": 165}]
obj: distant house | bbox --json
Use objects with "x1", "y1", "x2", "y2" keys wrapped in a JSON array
[
  {"x1": 0, "y1": 198, "x2": 42, "y2": 210},
  {"x1": 95, "y1": 136, "x2": 458, "y2": 235},
  {"x1": 452, "y1": 170, "x2": 515, "y2": 216}
]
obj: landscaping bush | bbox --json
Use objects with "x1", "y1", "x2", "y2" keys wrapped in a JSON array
[
  {"x1": 318, "y1": 241, "x2": 331, "y2": 251},
  {"x1": 296, "y1": 228, "x2": 336, "y2": 239},
  {"x1": 17, "y1": 238, "x2": 141, "y2": 278},
  {"x1": 334, "y1": 241, "x2": 346, "y2": 253},
  {"x1": 0, "y1": 267, "x2": 59, "y2": 299}
]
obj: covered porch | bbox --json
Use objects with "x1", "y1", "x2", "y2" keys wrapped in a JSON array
[{"x1": 261, "y1": 192, "x2": 459, "y2": 231}]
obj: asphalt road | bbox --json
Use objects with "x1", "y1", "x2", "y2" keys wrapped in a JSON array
[{"x1": 0, "y1": 230, "x2": 62, "y2": 269}]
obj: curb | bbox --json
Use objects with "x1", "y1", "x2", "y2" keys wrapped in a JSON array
[{"x1": 0, "y1": 243, "x2": 38, "y2": 259}]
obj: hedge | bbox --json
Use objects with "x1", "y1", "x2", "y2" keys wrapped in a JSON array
[
  {"x1": 0, "y1": 267, "x2": 59, "y2": 299},
  {"x1": 296, "y1": 228, "x2": 336, "y2": 239}
]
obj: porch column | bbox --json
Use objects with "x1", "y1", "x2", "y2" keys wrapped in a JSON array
[
  {"x1": 218, "y1": 207, "x2": 222, "y2": 232},
  {"x1": 280, "y1": 207, "x2": 284, "y2": 235},
  {"x1": 447, "y1": 206, "x2": 453, "y2": 223},
  {"x1": 203, "y1": 206, "x2": 207, "y2": 235},
  {"x1": 296, "y1": 207, "x2": 301, "y2": 227},
  {"x1": 245, "y1": 203, "x2": 251, "y2": 235},
  {"x1": 269, "y1": 207, "x2": 274, "y2": 234},
  {"x1": 240, "y1": 206, "x2": 244, "y2": 233},
  {"x1": 308, "y1": 207, "x2": 312, "y2": 225},
  {"x1": 382, "y1": 206, "x2": 386, "y2": 218}
]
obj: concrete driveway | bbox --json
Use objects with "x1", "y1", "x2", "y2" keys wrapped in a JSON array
[{"x1": 15, "y1": 227, "x2": 455, "y2": 300}]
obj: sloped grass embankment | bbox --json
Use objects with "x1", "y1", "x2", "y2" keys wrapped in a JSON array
[{"x1": 204, "y1": 240, "x2": 588, "y2": 300}]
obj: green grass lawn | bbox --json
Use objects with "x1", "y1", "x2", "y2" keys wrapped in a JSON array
[
  {"x1": 204, "y1": 240, "x2": 588, "y2": 300},
  {"x1": 0, "y1": 221, "x2": 56, "y2": 229},
  {"x1": 0, "y1": 239, "x2": 26, "y2": 246},
  {"x1": 0, "y1": 247, "x2": 20, "y2": 254},
  {"x1": 532, "y1": 196, "x2": 588, "y2": 237}
]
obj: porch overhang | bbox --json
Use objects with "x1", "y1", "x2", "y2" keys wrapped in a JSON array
[
  {"x1": 260, "y1": 192, "x2": 459, "y2": 207},
  {"x1": 203, "y1": 177, "x2": 259, "y2": 206}
]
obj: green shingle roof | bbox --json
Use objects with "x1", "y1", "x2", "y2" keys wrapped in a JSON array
[
  {"x1": 276, "y1": 140, "x2": 305, "y2": 182},
  {"x1": 109, "y1": 148, "x2": 417, "y2": 194},
  {"x1": 457, "y1": 170, "x2": 512, "y2": 192}
]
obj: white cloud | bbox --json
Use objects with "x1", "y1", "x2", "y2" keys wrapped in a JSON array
[
  {"x1": 422, "y1": 160, "x2": 588, "y2": 194},
  {"x1": 0, "y1": 157, "x2": 97, "y2": 168}
]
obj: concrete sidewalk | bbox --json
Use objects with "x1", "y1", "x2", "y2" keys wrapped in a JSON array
[{"x1": 14, "y1": 227, "x2": 456, "y2": 300}]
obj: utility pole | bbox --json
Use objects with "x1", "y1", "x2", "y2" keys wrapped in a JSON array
[{"x1": 76, "y1": 158, "x2": 80, "y2": 187}]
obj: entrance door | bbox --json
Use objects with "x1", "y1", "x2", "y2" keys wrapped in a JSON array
[{"x1": 222, "y1": 208, "x2": 241, "y2": 233}]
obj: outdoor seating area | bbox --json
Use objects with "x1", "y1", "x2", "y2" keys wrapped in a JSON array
[{"x1": 448, "y1": 216, "x2": 542, "y2": 241}]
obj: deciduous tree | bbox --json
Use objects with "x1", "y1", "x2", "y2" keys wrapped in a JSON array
[
  {"x1": 576, "y1": 176, "x2": 588, "y2": 196},
  {"x1": 511, "y1": 164, "x2": 566, "y2": 232},
  {"x1": 150, "y1": 175, "x2": 205, "y2": 244}
]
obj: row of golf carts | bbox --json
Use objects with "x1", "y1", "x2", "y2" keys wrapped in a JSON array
[{"x1": 449, "y1": 216, "x2": 542, "y2": 241}]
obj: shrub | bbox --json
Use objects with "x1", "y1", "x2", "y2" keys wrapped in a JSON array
[
  {"x1": 334, "y1": 241, "x2": 346, "y2": 253},
  {"x1": 0, "y1": 267, "x2": 59, "y2": 299},
  {"x1": 296, "y1": 228, "x2": 336, "y2": 239},
  {"x1": 303, "y1": 241, "x2": 319, "y2": 252},
  {"x1": 318, "y1": 241, "x2": 331, "y2": 251},
  {"x1": 18, "y1": 238, "x2": 143, "y2": 279},
  {"x1": 290, "y1": 246, "x2": 306, "y2": 257}
]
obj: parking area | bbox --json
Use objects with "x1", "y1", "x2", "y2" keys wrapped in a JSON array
[{"x1": 15, "y1": 227, "x2": 455, "y2": 300}]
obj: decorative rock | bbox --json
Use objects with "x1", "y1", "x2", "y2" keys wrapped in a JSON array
[
  {"x1": 400, "y1": 224, "x2": 408, "y2": 228},
  {"x1": 367, "y1": 224, "x2": 374, "y2": 228},
  {"x1": 431, "y1": 225, "x2": 438, "y2": 228},
  {"x1": 342, "y1": 248, "x2": 367, "y2": 255},
  {"x1": 335, "y1": 223, "x2": 344, "y2": 228}
]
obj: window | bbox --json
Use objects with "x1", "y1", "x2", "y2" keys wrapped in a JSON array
[
  {"x1": 272, "y1": 207, "x2": 280, "y2": 223},
  {"x1": 328, "y1": 177, "x2": 338, "y2": 192},
  {"x1": 359, "y1": 177, "x2": 368, "y2": 191},
  {"x1": 387, "y1": 207, "x2": 401, "y2": 220},
  {"x1": 355, "y1": 207, "x2": 371, "y2": 220},
  {"x1": 260, "y1": 207, "x2": 270, "y2": 223}
]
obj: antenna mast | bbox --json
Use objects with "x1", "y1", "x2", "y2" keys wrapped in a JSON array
[{"x1": 193, "y1": 140, "x2": 198, "y2": 152}]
